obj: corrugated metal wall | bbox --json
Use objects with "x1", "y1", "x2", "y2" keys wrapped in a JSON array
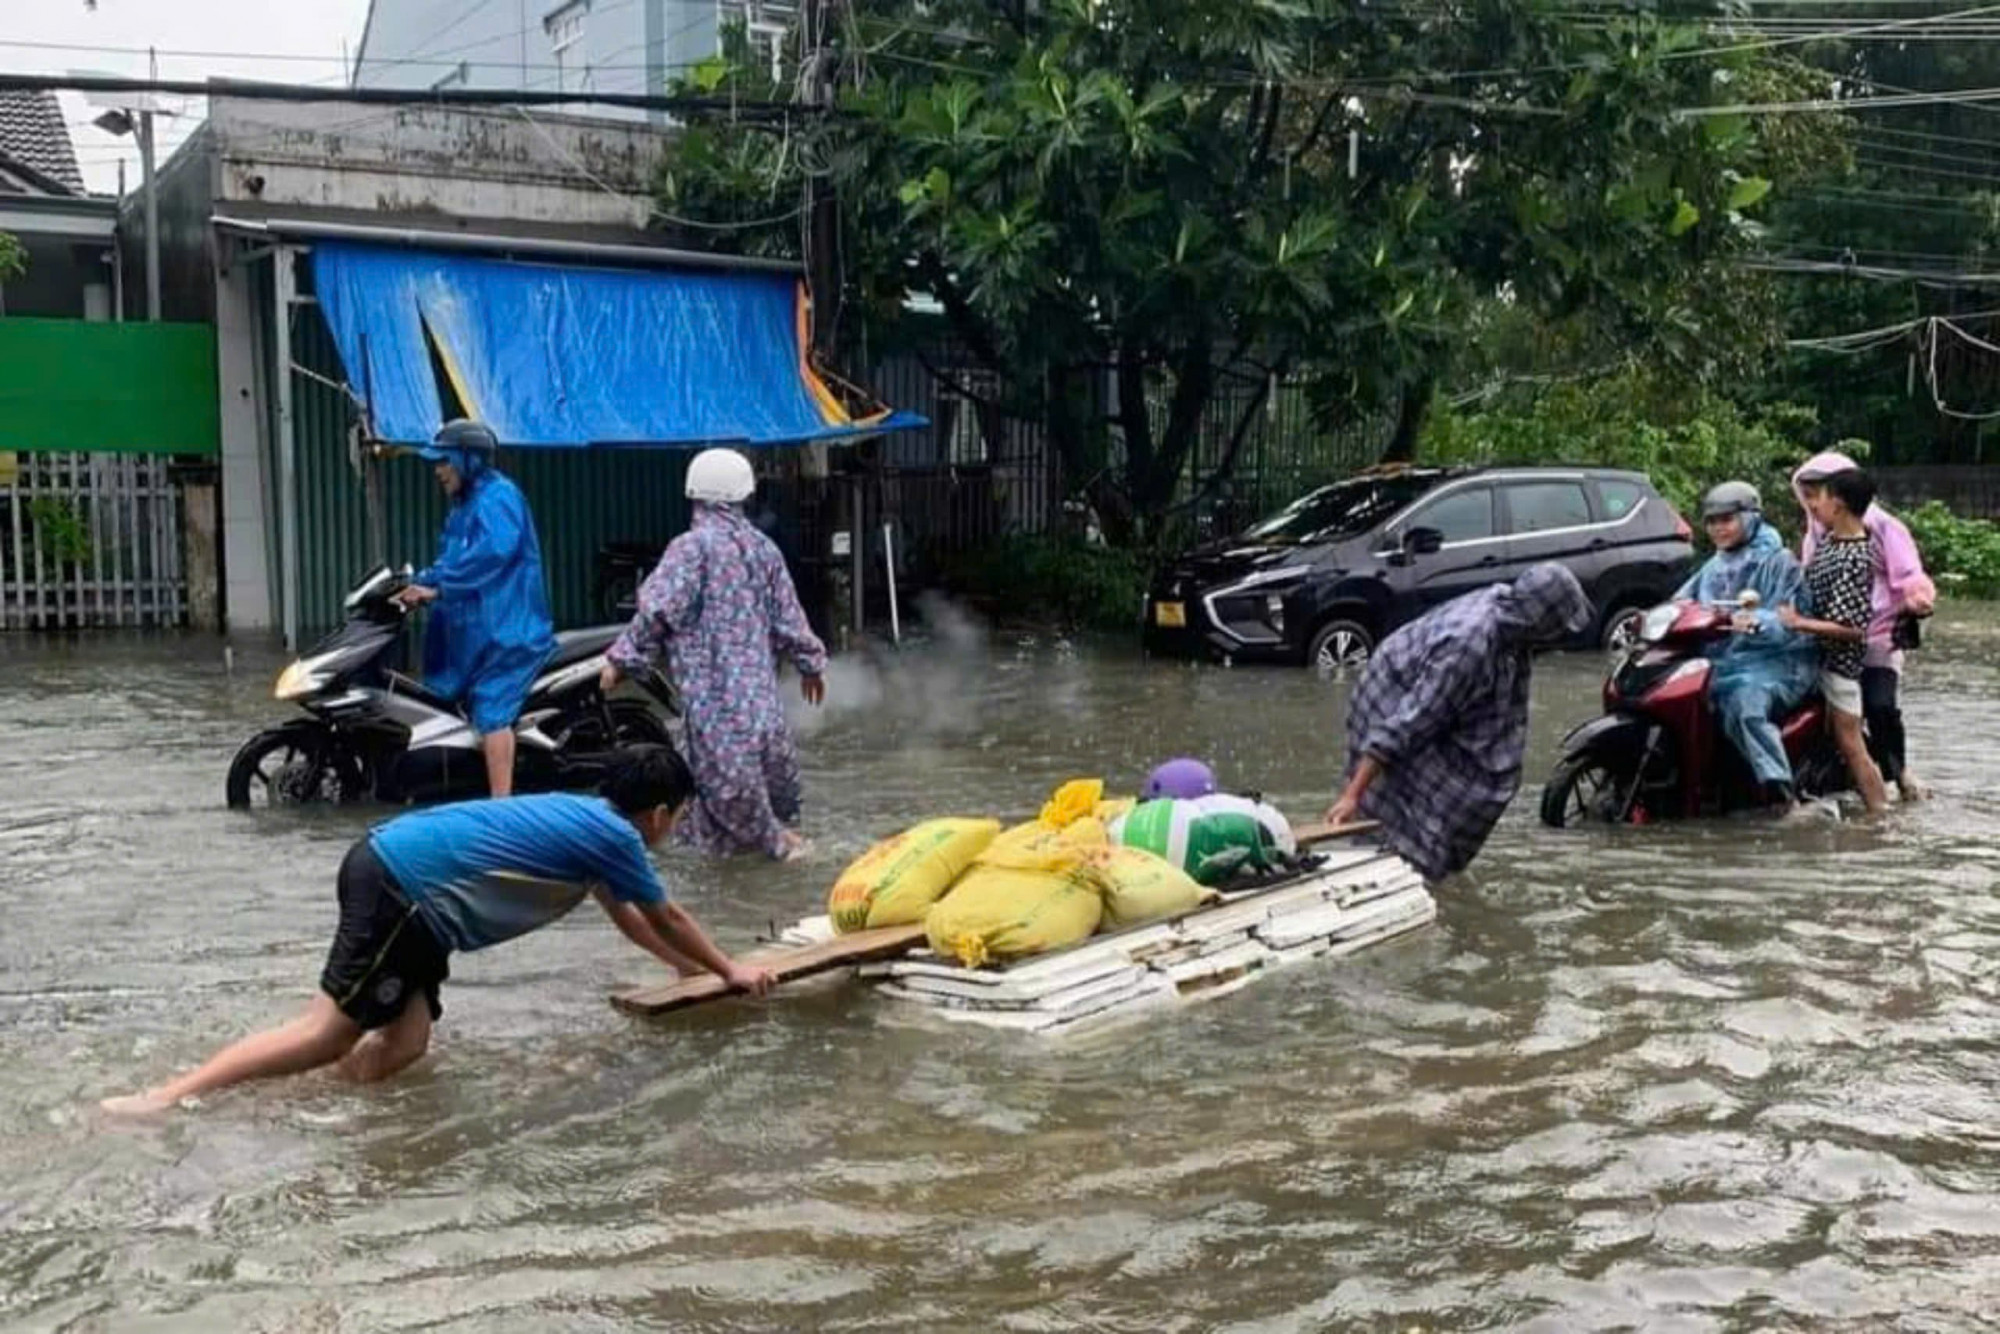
[{"x1": 290, "y1": 304, "x2": 689, "y2": 637}]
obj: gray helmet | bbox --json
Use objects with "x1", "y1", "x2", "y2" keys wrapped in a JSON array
[
  {"x1": 1700, "y1": 481, "x2": 1762, "y2": 520},
  {"x1": 419, "y1": 418, "x2": 498, "y2": 460}
]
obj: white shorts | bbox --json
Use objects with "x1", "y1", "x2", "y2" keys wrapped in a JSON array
[{"x1": 1820, "y1": 671, "x2": 1863, "y2": 717}]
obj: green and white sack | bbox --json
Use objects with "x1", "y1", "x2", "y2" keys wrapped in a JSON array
[{"x1": 1108, "y1": 795, "x2": 1296, "y2": 886}]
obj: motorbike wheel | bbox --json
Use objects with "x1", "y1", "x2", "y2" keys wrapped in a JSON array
[
  {"x1": 226, "y1": 725, "x2": 365, "y2": 809},
  {"x1": 606, "y1": 699, "x2": 672, "y2": 746},
  {"x1": 1540, "y1": 750, "x2": 1632, "y2": 828},
  {"x1": 557, "y1": 698, "x2": 673, "y2": 751}
]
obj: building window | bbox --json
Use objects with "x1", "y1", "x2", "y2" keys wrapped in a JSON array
[
  {"x1": 546, "y1": 0, "x2": 590, "y2": 92},
  {"x1": 725, "y1": 1, "x2": 797, "y2": 83}
]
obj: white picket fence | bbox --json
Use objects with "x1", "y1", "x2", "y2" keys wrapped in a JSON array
[{"x1": 0, "y1": 451, "x2": 185, "y2": 629}]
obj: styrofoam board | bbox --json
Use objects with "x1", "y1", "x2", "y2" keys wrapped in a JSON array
[
  {"x1": 1160, "y1": 938, "x2": 1273, "y2": 987},
  {"x1": 884, "y1": 942, "x2": 1139, "y2": 993},
  {"x1": 884, "y1": 961, "x2": 1152, "y2": 1008},
  {"x1": 1331, "y1": 875, "x2": 1428, "y2": 910},
  {"x1": 878, "y1": 973, "x2": 1174, "y2": 1025},
  {"x1": 1256, "y1": 888, "x2": 1435, "y2": 949},
  {"x1": 1148, "y1": 934, "x2": 1262, "y2": 974},
  {"x1": 1212, "y1": 848, "x2": 1381, "y2": 899}
]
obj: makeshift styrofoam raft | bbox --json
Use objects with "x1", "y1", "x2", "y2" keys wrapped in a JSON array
[{"x1": 776, "y1": 843, "x2": 1435, "y2": 1035}]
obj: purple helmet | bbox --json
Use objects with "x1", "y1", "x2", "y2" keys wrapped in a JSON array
[{"x1": 1142, "y1": 758, "x2": 1217, "y2": 802}]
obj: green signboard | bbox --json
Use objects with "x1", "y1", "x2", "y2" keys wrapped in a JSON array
[{"x1": 0, "y1": 317, "x2": 218, "y2": 455}]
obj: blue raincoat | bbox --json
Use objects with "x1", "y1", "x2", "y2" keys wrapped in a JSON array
[
  {"x1": 417, "y1": 449, "x2": 555, "y2": 735},
  {"x1": 1673, "y1": 516, "x2": 1819, "y2": 786}
]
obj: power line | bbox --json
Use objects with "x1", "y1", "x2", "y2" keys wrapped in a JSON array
[
  {"x1": 0, "y1": 71, "x2": 802, "y2": 119},
  {"x1": 0, "y1": 36, "x2": 675, "y2": 77}
]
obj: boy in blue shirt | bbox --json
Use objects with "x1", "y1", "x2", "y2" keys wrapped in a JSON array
[{"x1": 102, "y1": 746, "x2": 774, "y2": 1114}]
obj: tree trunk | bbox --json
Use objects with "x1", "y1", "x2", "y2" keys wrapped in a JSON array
[
  {"x1": 1046, "y1": 362, "x2": 1135, "y2": 547},
  {"x1": 1381, "y1": 374, "x2": 1436, "y2": 464},
  {"x1": 1135, "y1": 340, "x2": 1214, "y2": 545}
]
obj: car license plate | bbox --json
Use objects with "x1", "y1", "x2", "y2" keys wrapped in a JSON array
[{"x1": 1154, "y1": 601, "x2": 1186, "y2": 628}]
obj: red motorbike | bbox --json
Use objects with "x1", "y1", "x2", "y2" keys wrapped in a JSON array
[{"x1": 1540, "y1": 592, "x2": 1841, "y2": 827}]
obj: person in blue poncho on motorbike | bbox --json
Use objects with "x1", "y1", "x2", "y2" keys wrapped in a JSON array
[
  {"x1": 393, "y1": 419, "x2": 555, "y2": 797},
  {"x1": 1673, "y1": 481, "x2": 1820, "y2": 810}
]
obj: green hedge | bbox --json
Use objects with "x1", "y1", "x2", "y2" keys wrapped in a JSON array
[
  {"x1": 939, "y1": 534, "x2": 1150, "y2": 632},
  {"x1": 1903, "y1": 502, "x2": 2000, "y2": 598}
]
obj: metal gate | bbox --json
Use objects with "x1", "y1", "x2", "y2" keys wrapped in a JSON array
[{"x1": 0, "y1": 451, "x2": 185, "y2": 629}]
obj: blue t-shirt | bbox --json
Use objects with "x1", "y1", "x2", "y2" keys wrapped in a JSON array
[{"x1": 368, "y1": 793, "x2": 667, "y2": 953}]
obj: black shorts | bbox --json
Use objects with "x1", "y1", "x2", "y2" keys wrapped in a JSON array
[{"x1": 321, "y1": 840, "x2": 450, "y2": 1031}]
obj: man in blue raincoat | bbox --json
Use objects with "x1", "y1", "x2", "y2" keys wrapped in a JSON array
[
  {"x1": 1674, "y1": 481, "x2": 1820, "y2": 808},
  {"x1": 394, "y1": 419, "x2": 555, "y2": 797}
]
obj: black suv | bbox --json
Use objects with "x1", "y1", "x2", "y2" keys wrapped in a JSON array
[{"x1": 1143, "y1": 465, "x2": 1695, "y2": 669}]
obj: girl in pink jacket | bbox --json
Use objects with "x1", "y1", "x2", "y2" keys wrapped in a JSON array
[{"x1": 1792, "y1": 452, "x2": 1937, "y2": 801}]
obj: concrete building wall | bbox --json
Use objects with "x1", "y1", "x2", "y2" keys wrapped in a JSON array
[
  {"x1": 208, "y1": 97, "x2": 671, "y2": 228},
  {"x1": 214, "y1": 255, "x2": 272, "y2": 632}
]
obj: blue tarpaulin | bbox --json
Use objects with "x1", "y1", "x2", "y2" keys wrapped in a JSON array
[{"x1": 310, "y1": 241, "x2": 922, "y2": 447}]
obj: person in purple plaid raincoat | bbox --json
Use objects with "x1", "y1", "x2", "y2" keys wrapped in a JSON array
[
  {"x1": 601, "y1": 450, "x2": 828, "y2": 860},
  {"x1": 1323, "y1": 564, "x2": 1593, "y2": 881}
]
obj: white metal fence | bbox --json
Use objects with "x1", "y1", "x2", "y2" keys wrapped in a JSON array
[{"x1": 0, "y1": 451, "x2": 185, "y2": 629}]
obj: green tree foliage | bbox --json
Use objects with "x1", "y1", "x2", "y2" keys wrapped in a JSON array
[
  {"x1": 1904, "y1": 501, "x2": 2000, "y2": 595},
  {"x1": 662, "y1": 0, "x2": 1824, "y2": 544},
  {"x1": 1424, "y1": 366, "x2": 1816, "y2": 522},
  {"x1": 0, "y1": 231, "x2": 24, "y2": 283}
]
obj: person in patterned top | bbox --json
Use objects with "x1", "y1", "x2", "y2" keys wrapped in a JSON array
[
  {"x1": 1323, "y1": 563, "x2": 1594, "y2": 881},
  {"x1": 1781, "y1": 468, "x2": 1889, "y2": 814},
  {"x1": 602, "y1": 449, "x2": 829, "y2": 860}
]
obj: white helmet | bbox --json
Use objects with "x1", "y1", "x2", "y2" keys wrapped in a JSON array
[{"x1": 685, "y1": 448, "x2": 755, "y2": 504}]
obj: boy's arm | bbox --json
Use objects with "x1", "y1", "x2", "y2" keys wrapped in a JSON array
[
  {"x1": 1780, "y1": 562, "x2": 1870, "y2": 642},
  {"x1": 622, "y1": 896, "x2": 774, "y2": 995},
  {"x1": 1781, "y1": 609, "x2": 1866, "y2": 642},
  {"x1": 593, "y1": 890, "x2": 703, "y2": 976}
]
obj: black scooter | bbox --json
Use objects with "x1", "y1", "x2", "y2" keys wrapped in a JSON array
[{"x1": 225, "y1": 566, "x2": 680, "y2": 808}]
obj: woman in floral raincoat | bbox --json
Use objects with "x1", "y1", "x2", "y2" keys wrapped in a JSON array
[{"x1": 602, "y1": 450, "x2": 827, "y2": 859}]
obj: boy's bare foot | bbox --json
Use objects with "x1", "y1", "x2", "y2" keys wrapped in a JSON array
[{"x1": 99, "y1": 1091, "x2": 177, "y2": 1116}]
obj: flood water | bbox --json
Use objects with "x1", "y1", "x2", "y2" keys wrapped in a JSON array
[{"x1": 2, "y1": 607, "x2": 1997, "y2": 1332}]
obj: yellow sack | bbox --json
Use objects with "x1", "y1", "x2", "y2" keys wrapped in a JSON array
[
  {"x1": 1088, "y1": 846, "x2": 1216, "y2": 929},
  {"x1": 925, "y1": 861, "x2": 1105, "y2": 968},
  {"x1": 826, "y1": 817, "x2": 1002, "y2": 934},
  {"x1": 1095, "y1": 796, "x2": 1136, "y2": 824},
  {"x1": 978, "y1": 815, "x2": 1107, "y2": 870},
  {"x1": 1039, "y1": 778, "x2": 1105, "y2": 828}
]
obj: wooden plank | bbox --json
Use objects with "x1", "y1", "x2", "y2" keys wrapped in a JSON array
[{"x1": 610, "y1": 923, "x2": 927, "y2": 1015}]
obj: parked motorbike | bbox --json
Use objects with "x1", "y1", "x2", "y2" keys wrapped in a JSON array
[
  {"x1": 1540, "y1": 591, "x2": 1842, "y2": 827},
  {"x1": 225, "y1": 566, "x2": 680, "y2": 809}
]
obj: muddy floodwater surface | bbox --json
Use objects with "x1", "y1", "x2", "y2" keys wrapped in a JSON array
[{"x1": 2, "y1": 610, "x2": 1997, "y2": 1331}]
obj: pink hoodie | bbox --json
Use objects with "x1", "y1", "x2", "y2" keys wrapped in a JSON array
[{"x1": 1792, "y1": 451, "x2": 1937, "y2": 668}]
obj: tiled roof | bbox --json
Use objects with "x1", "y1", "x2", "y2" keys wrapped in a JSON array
[{"x1": 0, "y1": 90, "x2": 85, "y2": 195}]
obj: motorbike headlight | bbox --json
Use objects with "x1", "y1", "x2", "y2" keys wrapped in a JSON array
[
  {"x1": 274, "y1": 660, "x2": 330, "y2": 700},
  {"x1": 1640, "y1": 604, "x2": 1679, "y2": 643}
]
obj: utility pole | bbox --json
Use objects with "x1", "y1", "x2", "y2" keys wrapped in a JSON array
[
  {"x1": 138, "y1": 106, "x2": 158, "y2": 320},
  {"x1": 803, "y1": 0, "x2": 840, "y2": 360},
  {"x1": 796, "y1": 0, "x2": 860, "y2": 639}
]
